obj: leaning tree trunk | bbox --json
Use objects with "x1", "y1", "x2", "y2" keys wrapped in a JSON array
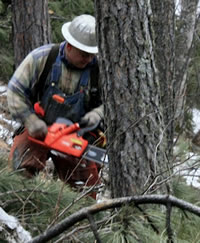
[
  {"x1": 95, "y1": 1, "x2": 170, "y2": 198},
  {"x1": 11, "y1": 0, "x2": 51, "y2": 67},
  {"x1": 151, "y1": 0, "x2": 175, "y2": 158},
  {"x1": 174, "y1": 0, "x2": 198, "y2": 126}
]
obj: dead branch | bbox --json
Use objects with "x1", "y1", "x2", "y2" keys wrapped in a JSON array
[
  {"x1": 54, "y1": 216, "x2": 111, "y2": 243},
  {"x1": 29, "y1": 194, "x2": 200, "y2": 243},
  {"x1": 87, "y1": 213, "x2": 102, "y2": 243},
  {"x1": 166, "y1": 201, "x2": 173, "y2": 243},
  {"x1": 48, "y1": 176, "x2": 99, "y2": 229}
]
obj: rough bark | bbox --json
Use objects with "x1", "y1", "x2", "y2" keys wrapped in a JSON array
[
  {"x1": 11, "y1": 0, "x2": 51, "y2": 67},
  {"x1": 150, "y1": 0, "x2": 175, "y2": 156},
  {"x1": 95, "y1": 1, "x2": 169, "y2": 197}
]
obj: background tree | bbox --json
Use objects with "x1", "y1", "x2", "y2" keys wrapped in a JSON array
[
  {"x1": 174, "y1": 0, "x2": 199, "y2": 132},
  {"x1": 151, "y1": 0, "x2": 175, "y2": 157},
  {"x1": 11, "y1": 0, "x2": 51, "y2": 67}
]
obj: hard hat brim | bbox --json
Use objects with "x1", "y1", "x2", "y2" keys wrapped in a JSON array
[{"x1": 62, "y1": 22, "x2": 98, "y2": 54}]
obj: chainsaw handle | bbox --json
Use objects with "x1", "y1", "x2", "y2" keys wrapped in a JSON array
[
  {"x1": 77, "y1": 122, "x2": 99, "y2": 137},
  {"x1": 34, "y1": 102, "x2": 45, "y2": 117}
]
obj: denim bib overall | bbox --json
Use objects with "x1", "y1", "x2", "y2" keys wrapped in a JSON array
[{"x1": 40, "y1": 43, "x2": 91, "y2": 125}]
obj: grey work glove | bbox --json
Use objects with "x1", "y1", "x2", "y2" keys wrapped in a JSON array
[
  {"x1": 81, "y1": 110, "x2": 101, "y2": 127},
  {"x1": 25, "y1": 113, "x2": 48, "y2": 140}
]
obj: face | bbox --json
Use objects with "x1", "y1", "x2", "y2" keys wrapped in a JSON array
[{"x1": 66, "y1": 44, "x2": 95, "y2": 69}]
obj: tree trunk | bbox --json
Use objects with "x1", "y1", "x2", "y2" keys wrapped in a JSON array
[
  {"x1": 95, "y1": 1, "x2": 170, "y2": 197},
  {"x1": 151, "y1": 0, "x2": 175, "y2": 157},
  {"x1": 174, "y1": 0, "x2": 198, "y2": 126},
  {"x1": 11, "y1": 0, "x2": 51, "y2": 67}
]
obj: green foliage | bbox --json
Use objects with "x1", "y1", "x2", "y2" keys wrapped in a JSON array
[
  {"x1": 0, "y1": 0, "x2": 11, "y2": 15},
  {"x1": 0, "y1": 0, "x2": 95, "y2": 81},
  {"x1": 97, "y1": 206, "x2": 165, "y2": 243},
  {"x1": 96, "y1": 183, "x2": 200, "y2": 243},
  {"x1": 0, "y1": 157, "x2": 95, "y2": 240},
  {"x1": 0, "y1": 0, "x2": 13, "y2": 82},
  {"x1": 1, "y1": 148, "x2": 200, "y2": 241},
  {"x1": 173, "y1": 134, "x2": 192, "y2": 163},
  {"x1": 0, "y1": 47, "x2": 13, "y2": 82},
  {"x1": 70, "y1": 179, "x2": 200, "y2": 243},
  {"x1": 0, "y1": 1, "x2": 4, "y2": 14}
]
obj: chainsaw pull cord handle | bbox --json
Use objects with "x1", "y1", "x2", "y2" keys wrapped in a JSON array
[{"x1": 77, "y1": 121, "x2": 99, "y2": 137}]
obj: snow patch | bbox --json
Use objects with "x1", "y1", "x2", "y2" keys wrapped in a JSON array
[
  {"x1": 0, "y1": 85, "x2": 7, "y2": 94},
  {"x1": 193, "y1": 108, "x2": 200, "y2": 133},
  {"x1": 0, "y1": 207, "x2": 32, "y2": 242}
]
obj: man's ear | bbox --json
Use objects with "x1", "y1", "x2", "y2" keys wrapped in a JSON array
[{"x1": 66, "y1": 43, "x2": 72, "y2": 51}]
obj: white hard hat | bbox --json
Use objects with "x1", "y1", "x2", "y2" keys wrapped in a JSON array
[{"x1": 61, "y1": 14, "x2": 98, "y2": 54}]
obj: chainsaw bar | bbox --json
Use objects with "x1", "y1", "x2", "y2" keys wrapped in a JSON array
[{"x1": 82, "y1": 145, "x2": 109, "y2": 165}]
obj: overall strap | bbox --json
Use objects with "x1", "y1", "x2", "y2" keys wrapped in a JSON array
[
  {"x1": 89, "y1": 60, "x2": 101, "y2": 108},
  {"x1": 90, "y1": 59, "x2": 99, "y2": 91},
  {"x1": 37, "y1": 44, "x2": 60, "y2": 99},
  {"x1": 40, "y1": 45, "x2": 60, "y2": 84}
]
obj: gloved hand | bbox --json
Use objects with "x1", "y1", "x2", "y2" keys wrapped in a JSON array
[
  {"x1": 81, "y1": 110, "x2": 101, "y2": 127},
  {"x1": 25, "y1": 113, "x2": 48, "y2": 140}
]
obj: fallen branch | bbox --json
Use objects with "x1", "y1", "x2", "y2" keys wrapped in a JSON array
[{"x1": 29, "y1": 194, "x2": 200, "y2": 243}]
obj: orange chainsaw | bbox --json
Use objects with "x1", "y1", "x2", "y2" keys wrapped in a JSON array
[{"x1": 28, "y1": 117, "x2": 108, "y2": 165}]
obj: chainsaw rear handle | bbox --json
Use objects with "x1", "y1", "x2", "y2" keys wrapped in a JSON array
[
  {"x1": 54, "y1": 118, "x2": 99, "y2": 136},
  {"x1": 34, "y1": 102, "x2": 45, "y2": 117},
  {"x1": 77, "y1": 121, "x2": 99, "y2": 137}
]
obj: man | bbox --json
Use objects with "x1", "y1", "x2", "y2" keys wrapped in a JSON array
[{"x1": 7, "y1": 14, "x2": 103, "y2": 191}]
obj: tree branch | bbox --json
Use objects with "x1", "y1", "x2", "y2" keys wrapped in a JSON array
[
  {"x1": 87, "y1": 213, "x2": 102, "y2": 243},
  {"x1": 166, "y1": 200, "x2": 174, "y2": 243},
  {"x1": 29, "y1": 194, "x2": 200, "y2": 243}
]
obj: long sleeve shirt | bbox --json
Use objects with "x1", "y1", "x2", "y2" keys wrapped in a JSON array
[{"x1": 7, "y1": 42, "x2": 103, "y2": 124}]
